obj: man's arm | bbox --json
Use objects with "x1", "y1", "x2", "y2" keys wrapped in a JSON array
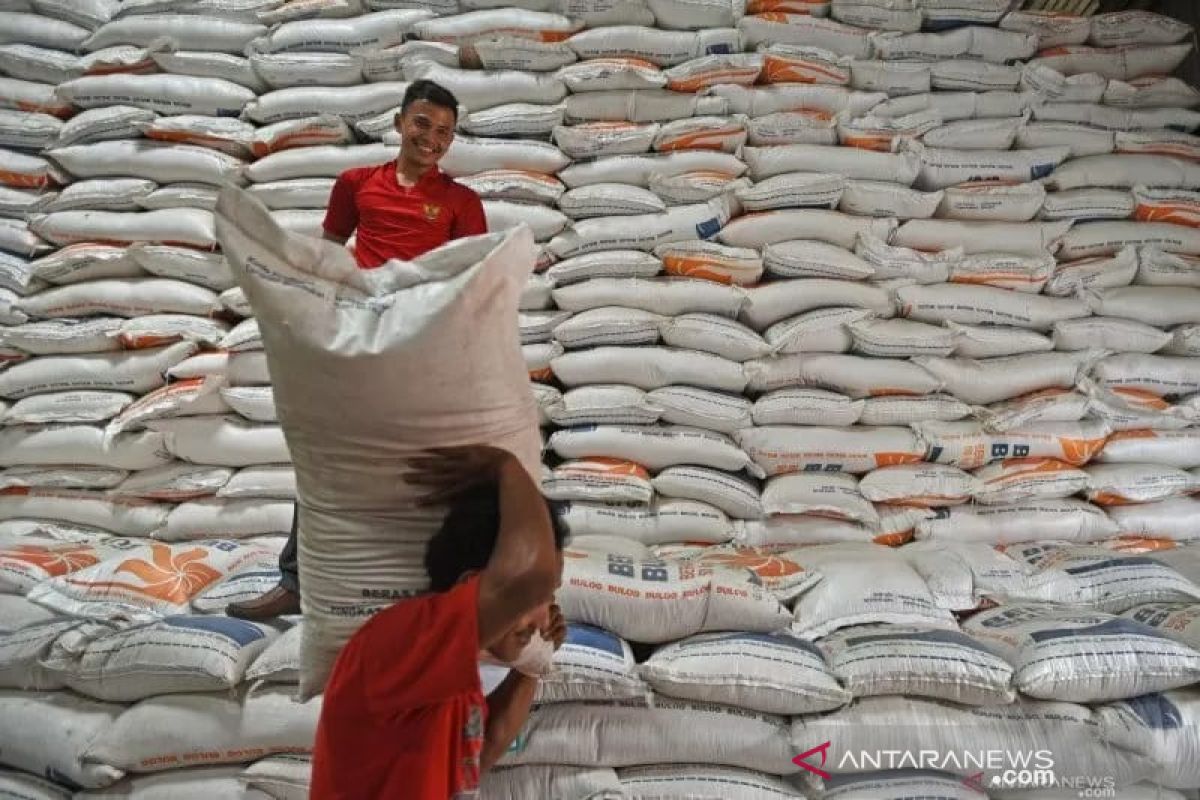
[
  {"x1": 451, "y1": 190, "x2": 487, "y2": 240},
  {"x1": 480, "y1": 671, "x2": 537, "y2": 771},
  {"x1": 321, "y1": 171, "x2": 359, "y2": 243}
]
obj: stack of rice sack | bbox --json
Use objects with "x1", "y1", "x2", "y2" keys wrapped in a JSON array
[{"x1": 0, "y1": 0, "x2": 1200, "y2": 797}]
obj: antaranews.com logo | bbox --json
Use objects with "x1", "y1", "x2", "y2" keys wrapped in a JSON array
[{"x1": 793, "y1": 741, "x2": 1117, "y2": 797}]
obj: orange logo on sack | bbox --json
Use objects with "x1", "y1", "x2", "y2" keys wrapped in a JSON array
[
  {"x1": 4, "y1": 545, "x2": 99, "y2": 578},
  {"x1": 701, "y1": 549, "x2": 804, "y2": 579},
  {"x1": 113, "y1": 543, "x2": 221, "y2": 603}
]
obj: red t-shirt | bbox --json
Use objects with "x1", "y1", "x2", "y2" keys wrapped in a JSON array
[
  {"x1": 310, "y1": 577, "x2": 486, "y2": 800},
  {"x1": 322, "y1": 161, "x2": 487, "y2": 269}
]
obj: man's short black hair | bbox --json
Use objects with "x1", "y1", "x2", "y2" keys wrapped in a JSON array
[
  {"x1": 400, "y1": 79, "x2": 460, "y2": 121},
  {"x1": 424, "y1": 480, "x2": 568, "y2": 592}
]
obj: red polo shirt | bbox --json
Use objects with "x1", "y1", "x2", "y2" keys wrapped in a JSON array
[{"x1": 322, "y1": 161, "x2": 487, "y2": 269}]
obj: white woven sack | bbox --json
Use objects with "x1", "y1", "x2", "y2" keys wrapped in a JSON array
[
  {"x1": 892, "y1": 219, "x2": 1071, "y2": 256},
  {"x1": 963, "y1": 603, "x2": 1200, "y2": 703},
  {"x1": 859, "y1": 464, "x2": 977, "y2": 507},
  {"x1": 0, "y1": 691, "x2": 123, "y2": 789},
  {"x1": 0, "y1": 426, "x2": 169, "y2": 470},
  {"x1": 971, "y1": 458, "x2": 1090, "y2": 505},
  {"x1": 914, "y1": 498, "x2": 1118, "y2": 545},
  {"x1": 640, "y1": 631, "x2": 849, "y2": 715},
  {"x1": 618, "y1": 765, "x2": 802, "y2": 800},
  {"x1": 556, "y1": 498, "x2": 732, "y2": 545},
  {"x1": 1106, "y1": 497, "x2": 1200, "y2": 542},
  {"x1": 644, "y1": 385, "x2": 753, "y2": 434},
  {"x1": 737, "y1": 425, "x2": 924, "y2": 476},
  {"x1": 651, "y1": 465, "x2": 762, "y2": 520},
  {"x1": 114, "y1": 464, "x2": 233, "y2": 502},
  {"x1": 48, "y1": 141, "x2": 245, "y2": 186},
  {"x1": 83, "y1": 15, "x2": 265, "y2": 53},
  {"x1": 43, "y1": 616, "x2": 276, "y2": 702},
  {"x1": 543, "y1": 386, "x2": 661, "y2": 427},
  {"x1": 1095, "y1": 690, "x2": 1200, "y2": 792},
  {"x1": 819, "y1": 623, "x2": 1015, "y2": 705},
  {"x1": 859, "y1": 394, "x2": 971, "y2": 426},
  {"x1": 56, "y1": 74, "x2": 254, "y2": 117},
  {"x1": 788, "y1": 543, "x2": 955, "y2": 639},
  {"x1": 549, "y1": 424, "x2": 756, "y2": 474},
  {"x1": 553, "y1": 277, "x2": 744, "y2": 317},
  {"x1": 897, "y1": 284, "x2": 1087, "y2": 330},
  {"x1": 1086, "y1": 286, "x2": 1200, "y2": 327},
  {"x1": 1084, "y1": 463, "x2": 1198, "y2": 506},
  {"x1": 550, "y1": 346, "x2": 746, "y2": 392},
  {"x1": 751, "y1": 387, "x2": 863, "y2": 427},
  {"x1": 745, "y1": 353, "x2": 941, "y2": 398}
]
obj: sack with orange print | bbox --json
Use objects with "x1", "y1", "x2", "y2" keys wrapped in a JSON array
[
  {"x1": 653, "y1": 240, "x2": 763, "y2": 285},
  {"x1": 25, "y1": 539, "x2": 280, "y2": 620},
  {"x1": 859, "y1": 463, "x2": 977, "y2": 507},
  {"x1": 663, "y1": 54, "x2": 763, "y2": 93},
  {"x1": 915, "y1": 420, "x2": 1111, "y2": 470},
  {"x1": 1085, "y1": 463, "x2": 1199, "y2": 506},
  {"x1": 653, "y1": 116, "x2": 748, "y2": 154},
  {"x1": 105, "y1": 377, "x2": 230, "y2": 437},
  {"x1": 971, "y1": 458, "x2": 1090, "y2": 505},
  {"x1": 736, "y1": 424, "x2": 925, "y2": 475},
  {"x1": 543, "y1": 458, "x2": 655, "y2": 505},
  {"x1": 557, "y1": 546, "x2": 793, "y2": 643},
  {"x1": 758, "y1": 44, "x2": 850, "y2": 86},
  {"x1": 1083, "y1": 380, "x2": 1200, "y2": 432}
]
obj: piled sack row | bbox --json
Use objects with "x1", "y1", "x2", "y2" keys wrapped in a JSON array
[{"x1": 2, "y1": 0, "x2": 1200, "y2": 797}]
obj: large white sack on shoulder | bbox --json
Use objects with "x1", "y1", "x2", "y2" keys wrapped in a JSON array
[
  {"x1": 972, "y1": 458, "x2": 1090, "y2": 504},
  {"x1": 56, "y1": 74, "x2": 254, "y2": 118},
  {"x1": 745, "y1": 353, "x2": 941, "y2": 397},
  {"x1": 743, "y1": 144, "x2": 918, "y2": 185},
  {"x1": 1089, "y1": 9, "x2": 1190, "y2": 47},
  {"x1": 48, "y1": 141, "x2": 244, "y2": 187},
  {"x1": 896, "y1": 283, "x2": 1087, "y2": 329},
  {"x1": 913, "y1": 352, "x2": 1093, "y2": 406},
  {"x1": 916, "y1": 418, "x2": 1110, "y2": 468},
  {"x1": 916, "y1": 498, "x2": 1117, "y2": 544},
  {"x1": 939, "y1": 182, "x2": 1045, "y2": 223},
  {"x1": 0, "y1": 691, "x2": 123, "y2": 789},
  {"x1": 639, "y1": 631, "x2": 848, "y2": 715},
  {"x1": 82, "y1": 683, "x2": 319, "y2": 773},
  {"x1": 557, "y1": 548, "x2": 790, "y2": 643},
  {"x1": 1015, "y1": 121, "x2": 1115, "y2": 158},
  {"x1": 847, "y1": 318, "x2": 955, "y2": 357},
  {"x1": 0, "y1": 342, "x2": 196, "y2": 400},
  {"x1": 544, "y1": 386, "x2": 661, "y2": 427},
  {"x1": 790, "y1": 543, "x2": 954, "y2": 638},
  {"x1": 550, "y1": 425, "x2": 756, "y2": 473},
  {"x1": 3, "y1": 391, "x2": 131, "y2": 426},
  {"x1": 1088, "y1": 286, "x2": 1200, "y2": 326},
  {"x1": 1095, "y1": 691, "x2": 1200, "y2": 792},
  {"x1": 651, "y1": 464, "x2": 760, "y2": 519},
  {"x1": 739, "y1": 14, "x2": 871, "y2": 57},
  {"x1": 556, "y1": 498, "x2": 732, "y2": 545},
  {"x1": 818, "y1": 622, "x2": 1014, "y2": 706},
  {"x1": 657, "y1": 314, "x2": 769, "y2": 361},
  {"x1": 722, "y1": 210, "x2": 895, "y2": 253},
  {"x1": 950, "y1": 323, "x2": 1054, "y2": 359},
  {"x1": 550, "y1": 346, "x2": 746, "y2": 392},
  {"x1": 762, "y1": 307, "x2": 869, "y2": 354},
  {"x1": 1046, "y1": 155, "x2": 1200, "y2": 193},
  {"x1": 1106, "y1": 497, "x2": 1200, "y2": 542},
  {"x1": 736, "y1": 425, "x2": 924, "y2": 476},
  {"x1": 1053, "y1": 317, "x2": 1168, "y2": 354},
  {"x1": 751, "y1": 387, "x2": 862, "y2": 427},
  {"x1": 964, "y1": 603, "x2": 1200, "y2": 703},
  {"x1": 503, "y1": 697, "x2": 795, "y2": 774},
  {"x1": 553, "y1": 277, "x2": 743, "y2": 317},
  {"x1": 147, "y1": 416, "x2": 289, "y2": 466},
  {"x1": 892, "y1": 219, "x2": 1070, "y2": 256},
  {"x1": 859, "y1": 463, "x2": 976, "y2": 506},
  {"x1": 559, "y1": 151, "x2": 743, "y2": 190},
  {"x1": 859, "y1": 393, "x2": 971, "y2": 425},
  {"x1": 1045, "y1": 246, "x2": 1139, "y2": 298},
  {"x1": 652, "y1": 241, "x2": 761, "y2": 286}
]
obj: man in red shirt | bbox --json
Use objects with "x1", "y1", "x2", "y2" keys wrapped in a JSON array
[
  {"x1": 228, "y1": 79, "x2": 488, "y2": 620},
  {"x1": 310, "y1": 445, "x2": 566, "y2": 799}
]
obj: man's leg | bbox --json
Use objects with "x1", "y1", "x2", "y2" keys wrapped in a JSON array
[{"x1": 227, "y1": 504, "x2": 302, "y2": 619}]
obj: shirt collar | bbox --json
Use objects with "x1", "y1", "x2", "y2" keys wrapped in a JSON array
[{"x1": 394, "y1": 160, "x2": 446, "y2": 188}]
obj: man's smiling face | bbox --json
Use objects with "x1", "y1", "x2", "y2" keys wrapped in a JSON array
[{"x1": 395, "y1": 98, "x2": 456, "y2": 171}]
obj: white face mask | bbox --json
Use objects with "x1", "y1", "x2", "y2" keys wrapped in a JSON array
[{"x1": 481, "y1": 630, "x2": 556, "y2": 678}]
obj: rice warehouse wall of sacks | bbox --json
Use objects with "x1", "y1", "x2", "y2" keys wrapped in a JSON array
[{"x1": 4, "y1": 0, "x2": 1200, "y2": 798}]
